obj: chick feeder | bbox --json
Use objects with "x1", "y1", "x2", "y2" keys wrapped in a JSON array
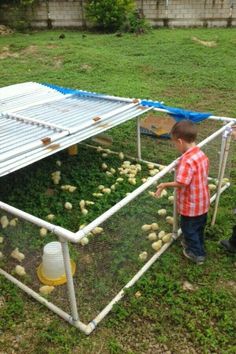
[
  {"x1": 37, "y1": 241, "x2": 76, "y2": 286},
  {"x1": 0, "y1": 82, "x2": 235, "y2": 335}
]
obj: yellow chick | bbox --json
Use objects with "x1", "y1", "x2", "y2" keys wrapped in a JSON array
[
  {"x1": 80, "y1": 237, "x2": 89, "y2": 246},
  {"x1": 152, "y1": 240, "x2": 163, "y2": 251},
  {"x1": 92, "y1": 227, "x2": 103, "y2": 235},
  {"x1": 158, "y1": 209, "x2": 167, "y2": 216},
  {"x1": 15, "y1": 265, "x2": 26, "y2": 276},
  {"x1": 64, "y1": 202, "x2": 73, "y2": 210},
  {"x1": 39, "y1": 285, "x2": 55, "y2": 296},
  {"x1": 162, "y1": 233, "x2": 172, "y2": 243},
  {"x1": 139, "y1": 251, "x2": 148, "y2": 261},
  {"x1": 9, "y1": 218, "x2": 18, "y2": 227},
  {"x1": 46, "y1": 214, "x2": 55, "y2": 221},
  {"x1": 166, "y1": 216, "x2": 174, "y2": 225},
  {"x1": 148, "y1": 232, "x2": 157, "y2": 241},
  {"x1": 1, "y1": 215, "x2": 9, "y2": 229},
  {"x1": 40, "y1": 228, "x2": 48, "y2": 237},
  {"x1": 11, "y1": 248, "x2": 25, "y2": 262},
  {"x1": 141, "y1": 224, "x2": 152, "y2": 232}
]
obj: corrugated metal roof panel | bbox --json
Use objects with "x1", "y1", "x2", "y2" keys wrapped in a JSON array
[{"x1": 0, "y1": 82, "x2": 151, "y2": 176}]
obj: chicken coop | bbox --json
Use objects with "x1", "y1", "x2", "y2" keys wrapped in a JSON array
[{"x1": 0, "y1": 82, "x2": 235, "y2": 334}]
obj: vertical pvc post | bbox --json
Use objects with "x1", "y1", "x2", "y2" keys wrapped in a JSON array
[
  {"x1": 173, "y1": 167, "x2": 178, "y2": 239},
  {"x1": 137, "y1": 117, "x2": 142, "y2": 160},
  {"x1": 211, "y1": 128, "x2": 232, "y2": 225},
  {"x1": 60, "y1": 239, "x2": 79, "y2": 321}
]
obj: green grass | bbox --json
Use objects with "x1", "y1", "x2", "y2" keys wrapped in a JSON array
[{"x1": 0, "y1": 28, "x2": 236, "y2": 353}]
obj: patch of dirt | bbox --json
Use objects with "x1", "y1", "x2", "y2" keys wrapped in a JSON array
[
  {"x1": 53, "y1": 57, "x2": 63, "y2": 69},
  {"x1": 0, "y1": 44, "x2": 39, "y2": 60},
  {"x1": 80, "y1": 64, "x2": 92, "y2": 72},
  {"x1": 21, "y1": 45, "x2": 38, "y2": 55},
  {"x1": 0, "y1": 25, "x2": 13, "y2": 36},
  {"x1": 218, "y1": 279, "x2": 236, "y2": 294},
  {"x1": 46, "y1": 44, "x2": 58, "y2": 49},
  {"x1": 113, "y1": 316, "x2": 200, "y2": 354},
  {"x1": 0, "y1": 46, "x2": 19, "y2": 60},
  {"x1": 192, "y1": 36, "x2": 217, "y2": 48}
]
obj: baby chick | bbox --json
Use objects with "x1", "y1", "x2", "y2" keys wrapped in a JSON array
[{"x1": 11, "y1": 248, "x2": 25, "y2": 262}]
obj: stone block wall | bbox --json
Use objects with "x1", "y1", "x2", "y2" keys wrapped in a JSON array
[{"x1": 0, "y1": 0, "x2": 235, "y2": 29}]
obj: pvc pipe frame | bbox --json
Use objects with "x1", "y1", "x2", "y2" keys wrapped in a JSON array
[
  {"x1": 0, "y1": 120, "x2": 234, "y2": 335},
  {"x1": 0, "y1": 183, "x2": 229, "y2": 335},
  {"x1": 211, "y1": 127, "x2": 232, "y2": 225}
]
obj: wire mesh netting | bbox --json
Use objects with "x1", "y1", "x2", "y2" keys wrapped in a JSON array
[{"x1": 0, "y1": 118, "x2": 234, "y2": 324}]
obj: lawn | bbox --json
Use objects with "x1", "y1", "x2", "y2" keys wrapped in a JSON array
[{"x1": 0, "y1": 28, "x2": 236, "y2": 354}]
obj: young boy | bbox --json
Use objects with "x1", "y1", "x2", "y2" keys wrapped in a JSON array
[{"x1": 155, "y1": 120, "x2": 210, "y2": 265}]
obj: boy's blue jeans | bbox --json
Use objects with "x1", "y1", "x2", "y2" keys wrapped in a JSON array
[{"x1": 180, "y1": 213, "x2": 208, "y2": 257}]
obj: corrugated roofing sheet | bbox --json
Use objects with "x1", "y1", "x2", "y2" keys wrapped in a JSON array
[{"x1": 0, "y1": 82, "x2": 151, "y2": 176}]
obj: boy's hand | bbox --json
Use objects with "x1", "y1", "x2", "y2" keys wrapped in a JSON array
[{"x1": 155, "y1": 183, "x2": 166, "y2": 198}]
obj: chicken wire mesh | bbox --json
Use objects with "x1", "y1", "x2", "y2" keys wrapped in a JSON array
[{"x1": 0, "y1": 118, "x2": 233, "y2": 324}]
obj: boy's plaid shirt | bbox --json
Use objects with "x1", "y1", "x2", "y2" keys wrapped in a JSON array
[{"x1": 176, "y1": 146, "x2": 210, "y2": 216}]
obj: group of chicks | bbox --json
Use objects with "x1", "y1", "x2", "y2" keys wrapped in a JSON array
[
  {"x1": 138, "y1": 198, "x2": 174, "y2": 262},
  {"x1": 0, "y1": 215, "x2": 55, "y2": 296}
]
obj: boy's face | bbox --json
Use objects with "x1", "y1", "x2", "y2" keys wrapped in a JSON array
[{"x1": 171, "y1": 137, "x2": 186, "y2": 153}]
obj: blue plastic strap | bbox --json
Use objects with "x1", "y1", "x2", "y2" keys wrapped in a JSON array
[
  {"x1": 42, "y1": 83, "x2": 105, "y2": 99},
  {"x1": 141, "y1": 100, "x2": 211, "y2": 122}
]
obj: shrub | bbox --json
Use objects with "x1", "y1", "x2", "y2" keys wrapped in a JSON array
[
  {"x1": 86, "y1": 0, "x2": 135, "y2": 32},
  {"x1": 123, "y1": 8, "x2": 151, "y2": 34}
]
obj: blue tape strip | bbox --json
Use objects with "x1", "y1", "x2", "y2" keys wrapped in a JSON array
[
  {"x1": 141, "y1": 99, "x2": 211, "y2": 123},
  {"x1": 42, "y1": 82, "x2": 106, "y2": 99}
]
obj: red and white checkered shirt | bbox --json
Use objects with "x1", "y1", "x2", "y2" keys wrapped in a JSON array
[{"x1": 176, "y1": 146, "x2": 210, "y2": 217}]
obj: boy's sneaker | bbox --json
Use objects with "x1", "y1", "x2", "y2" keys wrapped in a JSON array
[
  {"x1": 183, "y1": 249, "x2": 205, "y2": 265},
  {"x1": 219, "y1": 240, "x2": 236, "y2": 254}
]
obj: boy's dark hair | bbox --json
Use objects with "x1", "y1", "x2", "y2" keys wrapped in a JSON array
[{"x1": 171, "y1": 120, "x2": 197, "y2": 143}]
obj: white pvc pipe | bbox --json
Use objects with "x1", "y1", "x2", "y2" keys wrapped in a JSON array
[
  {"x1": 137, "y1": 117, "x2": 142, "y2": 160},
  {"x1": 0, "y1": 268, "x2": 89, "y2": 334},
  {"x1": 211, "y1": 128, "x2": 232, "y2": 225},
  {"x1": 0, "y1": 201, "x2": 76, "y2": 242},
  {"x1": 60, "y1": 240, "x2": 79, "y2": 321},
  {"x1": 173, "y1": 168, "x2": 178, "y2": 238}
]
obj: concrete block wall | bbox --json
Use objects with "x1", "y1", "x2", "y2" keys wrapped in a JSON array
[
  {"x1": 0, "y1": 0, "x2": 235, "y2": 28},
  {"x1": 137, "y1": 0, "x2": 236, "y2": 27}
]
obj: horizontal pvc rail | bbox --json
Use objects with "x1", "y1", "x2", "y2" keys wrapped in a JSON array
[
  {"x1": 86, "y1": 182, "x2": 230, "y2": 333},
  {"x1": 0, "y1": 201, "x2": 76, "y2": 242},
  {"x1": 0, "y1": 268, "x2": 93, "y2": 334},
  {"x1": 74, "y1": 121, "x2": 234, "y2": 243}
]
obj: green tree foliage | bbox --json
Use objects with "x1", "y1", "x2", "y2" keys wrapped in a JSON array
[{"x1": 86, "y1": 0, "x2": 135, "y2": 32}]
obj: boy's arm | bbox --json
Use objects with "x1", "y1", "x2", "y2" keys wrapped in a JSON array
[{"x1": 155, "y1": 181, "x2": 185, "y2": 198}]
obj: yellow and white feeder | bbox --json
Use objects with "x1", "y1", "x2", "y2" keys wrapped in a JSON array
[{"x1": 37, "y1": 241, "x2": 76, "y2": 286}]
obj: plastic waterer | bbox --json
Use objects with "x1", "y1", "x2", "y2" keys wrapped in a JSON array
[{"x1": 37, "y1": 241, "x2": 76, "y2": 286}]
